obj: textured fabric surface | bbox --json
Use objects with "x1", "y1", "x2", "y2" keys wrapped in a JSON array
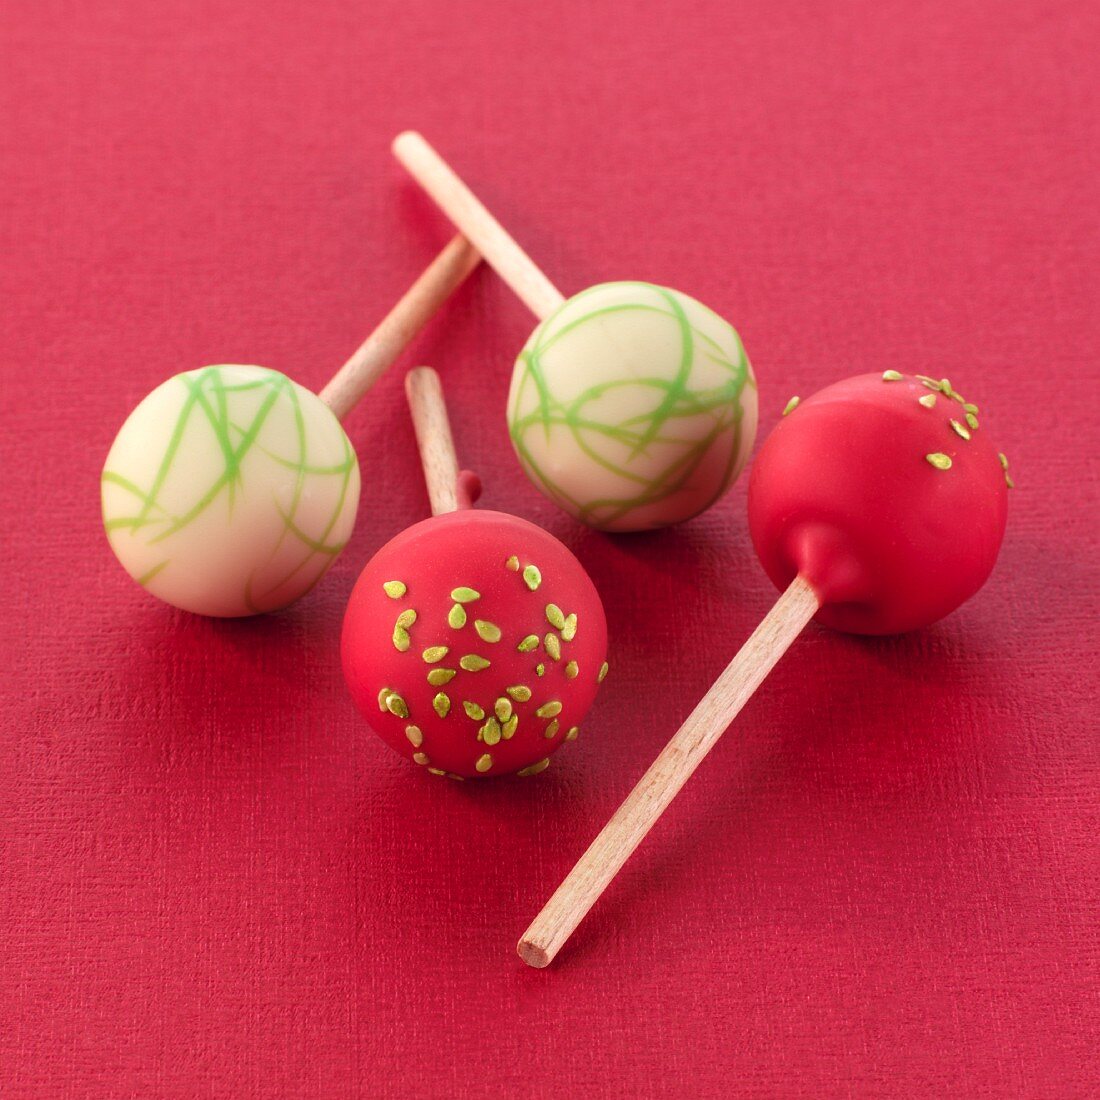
[{"x1": 1, "y1": 1, "x2": 1097, "y2": 1096}]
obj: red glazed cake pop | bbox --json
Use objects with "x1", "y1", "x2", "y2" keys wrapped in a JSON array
[
  {"x1": 748, "y1": 371, "x2": 1010, "y2": 634},
  {"x1": 341, "y1": 368, "x2": 608, "y2": 780}
]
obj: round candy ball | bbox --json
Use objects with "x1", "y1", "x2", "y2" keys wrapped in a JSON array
[
  {"x1": 507, "y1": 281, "x2": 757, "y2": 532},
  {"x1": 342, "y1": 510, "x2": 608, "y2": 779},
  {"x1": 102, "y1": 364, "x2": 360, "y2": 617},
  {"x1": 748, "y1": 372, "x2": 1009, "y2": 635}
]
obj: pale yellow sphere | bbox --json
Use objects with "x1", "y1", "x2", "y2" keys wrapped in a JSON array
[
  {"x1": 102, "y1": 364, "x2": 360, "y2": 617},
  {"x1": 507, "y1": 282, "x2": 758, "y2": 531}
]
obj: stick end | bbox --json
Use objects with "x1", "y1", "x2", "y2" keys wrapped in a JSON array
[
  {"x1": 516, "y1": 937, "x2": 552, "y2": 969},
  {"x1": 392, "y1": 130, "x2": 424, "y2": 158}
]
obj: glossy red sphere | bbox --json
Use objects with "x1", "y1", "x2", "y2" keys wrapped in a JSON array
[
  {"x1": 748, "y1": 373, "x2": 1008, "y2": 634},
  {"x1": 342, "y1": 510, "x2": 608, "y2": 778}
]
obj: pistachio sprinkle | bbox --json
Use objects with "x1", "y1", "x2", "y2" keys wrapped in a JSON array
[
  {"x1": 561, "y1": 613, "x2": 578, "y2": 641},
  {"x1": 494, "y1": 698, "x2": 513, "y2": 722},
  {"x1": 385, "y1": 693, "x2": 409, "y2": 719},
  {"x1": 505, "y1": 555, "x2": 520, "y2": 572},
  {"x1": 506, "y1": 685, "x2": 532, "y2": 702},
  {"x1": 544, "y1": 634, "x2": 561, "y2": 661},
  {"x1": 998, "y1": 453, "x2": 1009, "y2": 470},
  {"x1": 536, "y1": 700, "x2": 563, "y2": 719},
  {"x1": 427, "y1": 767, "x2": 446, "y2": 776},
  {"x1": 535, "y1": 663, "x2": 546, "y2": 677},
  {"x1": 475, "y1": 754, "x2": 493, "y2": 774},
  {"x1": 782, "y1": 395, "x2": 800, "y2": 416},
  {"x1": 1005, "y1": 473, "x2": 1015, "y2": 489},
  {"x1": 543, "y1": 719, "x2": 559, "y2": 739},
  {"x1": 432, "y1": 692, "x2": 451, "y2": 718},
  {"x1": 882, "y1": 370, "x2": 903, "y2": 381},
  {"x1": 474, "y1": 620, "x2": 502, "y2": 643},
  {"x1": 450, "y1": 586, "x2": 480, "y2": 604},
  {"x1": 395, "y1": 609, "x2": 417, "y2": 629},
  {"x1": 459, "y1": 654, "x2": 491, "y2": 672},
  {"x1": 926, "y1": 453, "x2": 952, "y2": 470},
  {"x1": 517, "y1": 635, "x2": 539, "y2": 653},
  {"x1": 481, "y1": 718, "x2": 502, "y2": 746},
  {"x1": 426, "y1": 668, "x2": 456, "y2": 687},
  {"x1": 382, "y1": 581, "x2": 407, "y2": 599},
  {"x1": 565, "y1": 726, "x2": 579, "y2": 742},
  {"x1": 919, "y1": 377, "x2": 942, "y2": 392},
  {"x1": 949, "y1": 419, "x2": 971, "y2": 441},
  {"x1": 545, "y1": 603, "x2": 566, "y2": 630},
  {"x1": 598, "y1": 661, "x2": 609, "y2": 683},
  {"x1": 462, "y1": 701, "x2": 485, "y2": 721},
  {"x1": 447, "y1": 604, "x2": 467, "y2": 629},
  {"x1": 966, "y1": 412, "x2": 979, "y2": 430},
  {"x1": 918, "y1": 393, "x2": 936, "y2": 409},
  {"x1": 412, "y1": 752, "x2": 429, "y2": 766},
  {"x1": 517, "y1": 758, "x2": 550, "y2": 777},
  {"x1": 422, "y1": 645, "x2": 449, "y2": 664},
  {"x1": 392, "y1": 627, "x2": 411, "y2": 652},
  {"x1": 564, "y1": 660, "x2": 579, "y2": 680},
  {"x1": 964, "y1": 402, "x2": 980, "y2": 415},
  {"x1": 502, "y1": 715, "x2": 518, "y2": 740},
  {"x1": 522, "y1": 565, "x2": 542, "y2": 591},
  {"x1": 405, "y1": 725, "x2": 423, "y2": 748},
  {"x1": 377, "y1": 687, "x2": 394, "y2": 712}
]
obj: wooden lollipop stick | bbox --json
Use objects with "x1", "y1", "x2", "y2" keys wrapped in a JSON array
[
  {"x1": 318, "y1": 234, "x2": 480, "y2": 421},
  {"x1": 392, "y1": 131, "x2": 566, "y2": 321},
  {"x1": 405, "y1": 366, "x2": 463, "y2": 516},
  {"x1": 517, "y1": 574, "x2": 822, "y2": 968}
]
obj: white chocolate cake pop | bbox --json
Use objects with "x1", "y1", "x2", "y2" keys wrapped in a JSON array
[
  {"x1": 102, "y1": 365, "x2": 359, "y2": 617},
  {"x1": 508, "y1": 281, "x2": 757, "y2": 531}
]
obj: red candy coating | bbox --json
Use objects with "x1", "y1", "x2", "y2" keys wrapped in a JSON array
[
  {"x1": 342, "y1": 510, "x2": 608, "y2": 778},
  {"x1": 748, "y1": 373, "x2": 1008, "y2": 635}
]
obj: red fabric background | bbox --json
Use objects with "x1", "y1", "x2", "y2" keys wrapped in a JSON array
[{"x1": 2, "y1": 1, "x2": 1097, "y2": 1096}]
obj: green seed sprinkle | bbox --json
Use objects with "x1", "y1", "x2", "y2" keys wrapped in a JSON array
[
  {"x1": 543, "y1": 718, "x2": 559, "y2": 739},
  {"x1": 405, "y1": 725, "x2": 423, "y2": 748},
  {"x1": 494, "y1": 697, "x2": 513, "y2": 722},
  {"x1": 481, "y1": 718, "x2": 502, "y2": 746},
  {"x1": 412, "y1": 752, "x2": 429, "y2": 765},
  {"x1": 782, "y1": 395, "x2": 800, "y2": 416},
  {"x1": 918, "y1": 393, "x2": 936, "y2": 409},
  {"x1": 506, "y1": 685, "x2": 532, "y2": 702},
  {"x1": 940, "y1": 378, "x2": 953, "y2": 396},
  {"x1": 377, "y1": 688, "x2": 393, "y2": 712},
  {"x1": 882, "y1": 370, "x2": 903, "y2": 381},
  {"x1": 920, "y1": 378, "x2": 942, "y2": 392},
  {"x1": 536, "y1": 700, "x2": 562, "y2": 719},
  {"x1": 426, "y1": 668, "x2": 456, "y2": 687},
  {"x1": 561, "y1": 613, "x2": 578, "y2": 642},
  {"x1": 517, "y1": 634, "x2": 539, "y2": 653},
  {"x1": 965, "y1": 402, "x2": 979, "y2": 415},
  {"x1": 382, "y1": 581, "x2": 406, "y2": 599},
  {"x1": 998, "y1": 453, "x2": 1009, "y2": 470},
  {"x1": 505, "y1": 555, "x2": 520, "y2": 572},
  {"x1": 392, "y1": 627, "x2": 411, "y2": 652},
  {"x1": 598, "y1": 661, "x2": 609, "y2": 683},
  {"x1": 1005, "y1": 472, "x2": 1015, "y2": 489},
  {"x1": 474, "y1": 620, "x2": 502, "y2": 643},
  {"x1": 422, "y1": 645, "x2": 449, "y2": 664},
  {"x1": 447, "y1": 603, "x2": 467, "y2": 629},
  {"x1": 502, "y1": 715, "x2": 518, "y2": 740},
  {"x1": 446, "y1": 773, "x2": 465, "y2": 782},
  {"x1": 926, "y1": 453, "x2": 952, "y2": 470},
  {"x1": 523, "y1": 565, "x2": 542, "y2": 591},
  {"x1": 544, "y1": 634, "x2": 561, "y2": 661},
  {"x1": 462, "y1": 701, "x2": 485, "y2": 721},
  {"x1": 565, "y1": 726, "x2": 579, "y2": 742},
  {"x1": 535, "y1": 663, "x2": 545, "y2": 677},
  {"x1": 965, "y1": 412, "x2": 979, "y2": 430},
  {"x1": 475, "y1": 754, "x2": 493, "y2": 773},
  {"x1": 517, "y1": 758, "x2": 550, "y2": 777},
  {"x1": 460, "y1": 654, "x2": 491, "y2": 672},
  {"x1": 545, "y1": 603, "x2": 566, "y2": 630},
  {"x1": 386, "y1": 693, "x2": 409, "y2": 719},
  {"x1": 949, "y1": 419, "x2": 971, "y2": 441},
  {"x1": 450, "y1": 586, "x2": 480, "y2": 604},
  {"x1": 564, "y1": 660, "x2": 579, "y2": 680},
  {"x1": 395, "y1": 609, "x2": 417, "y2": 629},
  {"x1": 427, "y1": 767, "x2": 446, "y2": 776},
  {"x1": 432, "y1": 693, "x2": 451, "y2": 718}
]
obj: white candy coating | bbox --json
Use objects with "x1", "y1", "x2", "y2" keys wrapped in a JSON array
[
  {"x1": 102, "y1": 364, "x2": 360, "y2": 617},
  {"x1": 507, "y1": 282, "x2": 757, "y2": 531}
]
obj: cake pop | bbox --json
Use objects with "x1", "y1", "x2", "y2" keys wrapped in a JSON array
[
  {"x1": 518, "y1": 370, "x2": 1011, "y2": 966},
  {"x1": 102, "y1": 235, "x2": 480, "y2": 616},
  {"x1": 342, "y1": 368, "x2": 608, "y2": 779},
  {"x1": 392, "y1": 132, "x2": 757, "y2": 533}
]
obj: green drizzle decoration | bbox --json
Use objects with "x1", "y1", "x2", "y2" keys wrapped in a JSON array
[
  {"x1": 451, "y1": 587, "x2": 480, "y2": 603},
  {"x1": 782, "y1": 396, "x2": 800, "y2": 416},
  {"x1": 447, "y1": 604, "x2": 467, "y2": 629},
  {"x1": 926, "y1": 453, "x2": 952, "y2": 470},
  {"x1": 383, "y1": 581, "x2": 406, "y2": 599},
  {"x1": 432, "y1": 693, "x2": 451, "y2": 718},
  {"x1": 459, "y1": 655, "x2": 490, "y2": 672},
  {"x1": 474, "y1": 620, "x2": 502, "y2": 643}
]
